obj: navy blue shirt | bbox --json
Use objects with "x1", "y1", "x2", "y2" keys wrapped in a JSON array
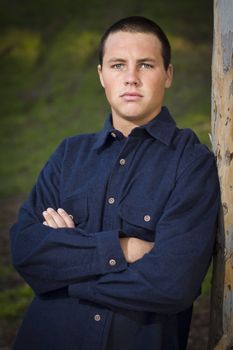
[{"x1": 10, "y1": 107, "x2": 219, "y2": 350}]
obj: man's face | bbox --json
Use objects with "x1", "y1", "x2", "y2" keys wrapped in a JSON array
[{"x1": 98, "y1": 31, "x2": 173, "y2": 126}]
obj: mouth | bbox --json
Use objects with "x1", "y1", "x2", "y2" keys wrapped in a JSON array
[{"x1": 120, "y1": 92, "x2": 143, "y2": 101}]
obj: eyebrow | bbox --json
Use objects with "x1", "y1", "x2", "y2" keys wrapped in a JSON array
[
  {"x1": 107, "y1": 58, "x2": 126, "y2": 63},
  {"x1": 137, "y1": 58, "x2": 156, "y2": 63},
  {"x1": 107, "y1": 58, "x2": 156, "y2": 63}
]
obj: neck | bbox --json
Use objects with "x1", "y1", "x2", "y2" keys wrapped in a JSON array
[{"x1": 112, "y1": 119, "x2": 139, "y2": 137}]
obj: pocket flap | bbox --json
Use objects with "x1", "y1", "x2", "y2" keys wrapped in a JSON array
[{"x1": 119, "y1": 196, "x2": 156, "y2": 230}]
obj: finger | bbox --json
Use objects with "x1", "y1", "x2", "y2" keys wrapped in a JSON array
[
  {"x1": 42, "y1": 211, "x2": 58, "y2": 228},
  {"x1": 57, "y1": 208, "x2": 75, "y2": 228},
  {"x1": 43, "y1": 221, "x2": 48, "y2": 226},
  {"x1": 46, "y1": 208, "x2": 68, "y2": 228}
]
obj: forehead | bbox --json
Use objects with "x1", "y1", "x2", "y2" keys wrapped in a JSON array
[{"x1": 103, "y1": 31, "x2": 163, "y2": 60}]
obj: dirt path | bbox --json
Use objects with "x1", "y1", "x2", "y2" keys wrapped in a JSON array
[{"x1": 0, "y1": 196, "x2": 210, "y2": 349}]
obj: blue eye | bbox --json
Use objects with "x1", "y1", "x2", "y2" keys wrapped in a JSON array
[
  {"x1": 112, "y1": 63, "x2": 124, "y2": 69},
  {"x1": 140, "y1": 63, "x2": 153, "y2": 69}
]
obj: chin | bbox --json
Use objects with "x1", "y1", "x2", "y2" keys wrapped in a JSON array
[
  {"x1": 121, "y1": 114, "x2": 142, "y2": 121},
  {"x1": 119, "y1": 110, "x2": 143, "y2": 120}
]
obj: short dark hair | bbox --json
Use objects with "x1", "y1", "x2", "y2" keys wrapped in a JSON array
[{"x1": 98, "y1": 16, "x2": 171, "y2": 70}]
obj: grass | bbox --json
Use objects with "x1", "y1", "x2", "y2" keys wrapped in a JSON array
[{"x1": 0, "y1": 0, "x2": 214, "y2": 336}]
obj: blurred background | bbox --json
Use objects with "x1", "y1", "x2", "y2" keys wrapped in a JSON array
[{"x1": 0, "y1": 0, "x2": 213, "y2": 348}]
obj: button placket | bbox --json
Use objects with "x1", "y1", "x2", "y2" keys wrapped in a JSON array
[
  {"x1": 102, "y1": 138, "x2": 138, "y2": 231},
  {"x1": 85, "y1": 307, "x2": 109, "y2": 349}
]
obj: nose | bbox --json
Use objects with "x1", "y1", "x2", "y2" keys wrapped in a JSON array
[{"x1": 124, "y1": 67, "x2": 140, "y2": 86}]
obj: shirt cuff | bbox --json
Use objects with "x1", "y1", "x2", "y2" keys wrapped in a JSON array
[{"x1": 95, "y1": 229, "x2": 128, "y2": 275}]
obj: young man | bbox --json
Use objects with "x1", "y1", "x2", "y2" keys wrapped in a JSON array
[{"x1": 10, "y1": 16, "x2": 219, "y2": 350}]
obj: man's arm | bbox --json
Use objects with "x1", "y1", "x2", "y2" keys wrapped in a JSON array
[
  {"x1": 10, "y1": 139, "x2": 128, "y2": 295},
  {"x1": 67, "y1": 153, "x2": 220, "y2": 314},
  {"x1": 42, "y1": 207, "x2": 154, "y2": 263},
  {"x1": 119, "y1": 237, "x2": 154, "y2": 263}
]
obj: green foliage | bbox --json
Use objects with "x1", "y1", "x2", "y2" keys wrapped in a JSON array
[
  {"x1": 0, "y1": 285, "x2": 33, "y2": 319},
  {"x1": 202, "y1": 265, "x2": 213, "y2": 296},
  {"x1": 0, "y1": 264, "x2": 14, "y2": 278}
]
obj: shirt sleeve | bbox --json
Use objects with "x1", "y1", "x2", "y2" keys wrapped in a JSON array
[
  {"x1": 68, "y1": 152, "x2": 220, "y2": 314},
  {"x1": 10, "y1": 139, "x2": 127, "y2": 295}
]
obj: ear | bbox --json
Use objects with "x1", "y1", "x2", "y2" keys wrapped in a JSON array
[
  {"x1": 165, "y1": 64, "x2": 173, "y2": 88},
  {"x1": 97, "y1": 64, "x2": 105, "y2": 88}
]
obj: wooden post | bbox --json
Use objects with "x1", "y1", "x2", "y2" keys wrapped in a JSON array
[{"x1": 209, "y1": 0, "x2": 233, "y2": 349}]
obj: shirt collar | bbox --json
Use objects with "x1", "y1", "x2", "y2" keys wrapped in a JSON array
[
  {"x1": 93, "y1": 106, "x2": 176, "y2": 150},
  {"x1": 93, "y1": 115, "x2": 124, "y2": 150},
  {"x1": 143, "y1": 106, "x2": 177, "y2": 146}
]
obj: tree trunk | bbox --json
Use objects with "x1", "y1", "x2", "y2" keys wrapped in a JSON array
[{"x1": 208, "y1": 0, "x2": 233, "y2": 349}]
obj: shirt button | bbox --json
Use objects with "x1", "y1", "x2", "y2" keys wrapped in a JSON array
[
  {"x1": 109, "y1": 259, "x2": 117, "y2": 266},
  {"x1": 144, "y1": 215, "x2": 151, "y2": 222},
  {"x1": 108, "y1": 197, "x2": 115, "y2": 204},
  {"x1": 111, "y1": 132, "x2": 117, "y2": 138},
  {"x1": 94, "y1": 314, "x2": 101, "y2": 322},
  {"x1": 119, "y1": 158, "x2": 126, "y2": 166}
]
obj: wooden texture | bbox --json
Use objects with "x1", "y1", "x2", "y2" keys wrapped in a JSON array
[{"x1": 209, "y1": 0, "x2": 233, "y2": 349}]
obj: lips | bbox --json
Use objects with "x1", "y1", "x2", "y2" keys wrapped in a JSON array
[{"x1": 120, "y1": 92, "x2": 143, "y2": 101}]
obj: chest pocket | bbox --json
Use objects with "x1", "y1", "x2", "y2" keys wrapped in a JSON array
[
  {"x1": 61, "y1": 190, "x2": 88, "y2": 230},
  {"x1": 118, "y1": 195, "x2": 157, "y2": 241}
]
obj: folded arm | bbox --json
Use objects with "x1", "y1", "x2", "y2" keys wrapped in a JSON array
[{"x1": 42, "y1": 207, "x2": 154, "y2": 264}]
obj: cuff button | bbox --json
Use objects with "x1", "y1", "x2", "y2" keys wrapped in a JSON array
[{"x1": 109, "y1": 259, "x2": 117, "y2": 266}]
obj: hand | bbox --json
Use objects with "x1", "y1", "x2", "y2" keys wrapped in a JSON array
[
  {"x1": 120, "y1": 237, "x2": 154, "y2": 263},
  {"x1": 42, "y1": 208, "x2": 75, "y2": 228}
]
